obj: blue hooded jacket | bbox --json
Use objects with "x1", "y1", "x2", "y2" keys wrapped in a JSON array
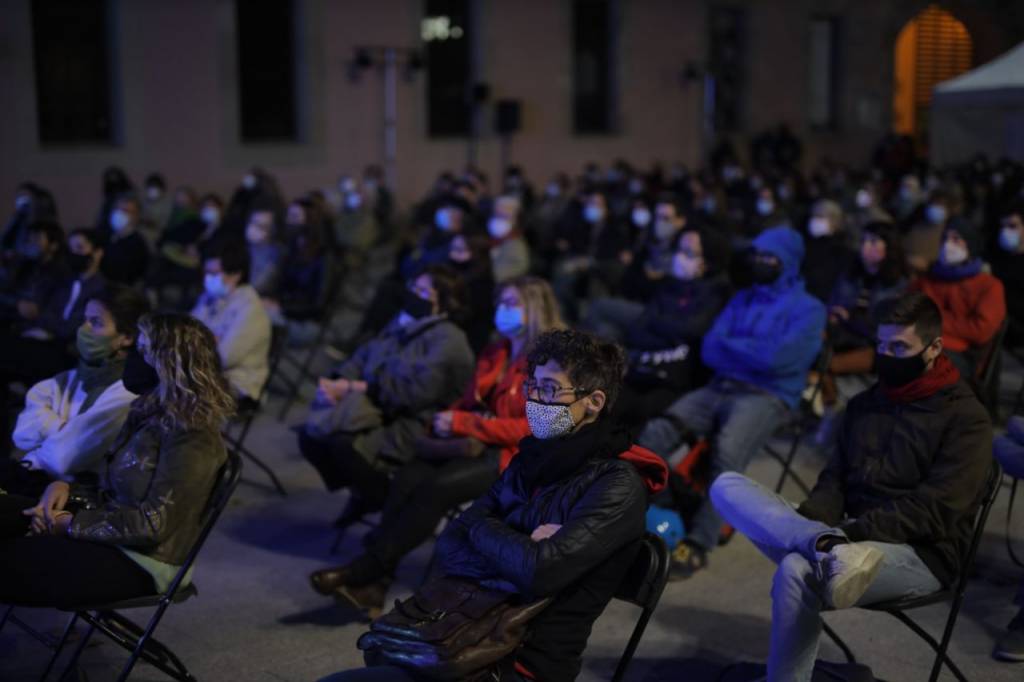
[{"x1": 701, "y1": 226, "x2": 826, "y2": 407}]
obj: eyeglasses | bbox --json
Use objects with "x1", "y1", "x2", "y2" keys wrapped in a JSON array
[{"x1": 522, "y1": 379, "x2": 589, "y2": 403}]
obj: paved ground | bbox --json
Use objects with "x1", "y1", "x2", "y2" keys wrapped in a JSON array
[{"x1": 2, "y1": 248, "x2": 1024, "y2": 681}]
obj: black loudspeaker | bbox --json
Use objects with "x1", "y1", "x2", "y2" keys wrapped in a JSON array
[
  {"x1": 471, "y1": 82, "x2": 491, "y2": 103},
  {"x1": 496, "y1": 100, "x2": 521, "y2": 135}
]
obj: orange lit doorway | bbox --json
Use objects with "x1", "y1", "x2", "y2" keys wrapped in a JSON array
[{"x1": 893, "y1": 5, "x2": 972, "y2": 145}]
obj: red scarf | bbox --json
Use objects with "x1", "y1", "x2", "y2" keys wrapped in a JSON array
[{"x1": 882, "y1": 353, "x2": 960, "y2": 404}]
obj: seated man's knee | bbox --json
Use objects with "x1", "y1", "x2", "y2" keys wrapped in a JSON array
[
  {"x1": 772, "y1": 553, "x2": 817, "y2": 603},
  {"x1": 709, "y1": 471, "x2": 748, "y2": 508}
]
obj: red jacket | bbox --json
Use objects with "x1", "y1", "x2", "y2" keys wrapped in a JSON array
[
  {"x1": 912, "y1": 272, "x2": 1006, "y2": 353},
  {"x1": 449, "y1": 340, "x2": 531, "y2": 471}
]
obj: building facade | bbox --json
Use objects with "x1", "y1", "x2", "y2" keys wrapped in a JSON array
[{"x1": 2, "y1": 0, "x2": 1023, "y2": 224}]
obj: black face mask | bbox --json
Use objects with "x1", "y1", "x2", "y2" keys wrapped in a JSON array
[
  {"x1": 401, "y1": 289, "x2": 435, "y2": 320},
  {"x1": 122, "y1": 349, "x2": 160, "y2": 395},
  {"x1": 750, "y1": 259, "x2": 782, "y2": 285},
  {"x1": 67, "y1": 252, "x2": 93, "y2": 274},
  {"x1": 876, "y1": 344, "x2": 932, "y2": 388}
]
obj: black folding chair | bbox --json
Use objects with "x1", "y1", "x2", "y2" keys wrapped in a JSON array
[
  {"x1": 821, "y1": 462, "x2": 1002, "y2": 682},
  {"x1": 765, "y1": 341, "x2": 834, "y2": 496},
  {"x1": 223, "y1": 325, "x2": 288, "y2": 495},
  {"x1": 38, "y1": 451, "x2": 244, "y2": 682},
  {"x1": 969, "y1": 319, "x2": 1008, "y2": 420},
  {"x1": 609, "y1": 532, "x2": 672, "y2": 682},
  {"x1": 275, "y1": 262, "x2": 345, "y2": 422}
]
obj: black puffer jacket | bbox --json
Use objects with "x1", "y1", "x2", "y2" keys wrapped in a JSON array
[
  {"x1": 433, "y1": 420, "x2": 667, "y2": 680},
  {"x1": 69, "y1": 401, "x2": 227, "y2": 566},
  {"x1": 798, "y1": 360, "x2": 992, "y2": 587}
]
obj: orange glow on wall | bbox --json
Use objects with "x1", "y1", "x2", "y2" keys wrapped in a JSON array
[{"x1": 893, "y1": 5, "x2": 972, "y2": 138}]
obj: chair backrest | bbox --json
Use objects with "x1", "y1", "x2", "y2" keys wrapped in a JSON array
[
  {"x1": 160, "y1": 450, "x2": 243, "y2": 601},
  {"x1": 973, "y1": 319, "x2": 1009, "y2": 416},
  {"x1": 613, "y1": 532, "x2": 671, "y2": 608},
  {"x1": 952, "y1": 461, "x2": 1003, "y2": 598}
]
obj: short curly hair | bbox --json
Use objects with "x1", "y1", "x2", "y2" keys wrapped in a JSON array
[{"x1": 527, "y1": 329, "x2": 626, "y2": 413}]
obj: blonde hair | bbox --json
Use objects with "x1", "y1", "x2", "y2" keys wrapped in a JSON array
[
  {"x1": 497, "y1": 276, "x2": 566, "y2": 350},
  {"x1": 137, "y1": 313, "x2": 235, "y2": 432}
]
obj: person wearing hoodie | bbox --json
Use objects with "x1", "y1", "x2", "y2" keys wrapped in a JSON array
[
  {"x1": 308, "y1": 277, "x2": 565, "y2": 617},
  {"x1": 191, "y1": 240, "x2": 271, "y2": 401},
  {"x1": 614, "y1": 227, "x2": 732, "y2": 427},
  {"x1": 317, "y1": 329, "x2": 668, "y2": 682},
  {"x1": 911, "y1": 219, "x2": 1006, "y2": 378},
  {"x1": 711, "y1": 292, "x2": 993, "y2": 682},
  {"x1": 0, "y1": 286, "x2": 149, "y2": 495},
  {"x1": 637, "y1": 226, "x2": 826, "y2": 576}
]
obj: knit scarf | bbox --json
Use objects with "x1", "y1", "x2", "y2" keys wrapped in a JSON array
[
  {"x1": 881, "y1": 353, "x2": 960, "y2": 404},
  {"x1": 72, "y1": 356, "x2": 126, "y2": 414},
  {"x1": 930, "y1": 258, "x2": 983, "y2": 282},
  {"x1": 514, "y1": 418, "x2": 632, "y2": 491}
]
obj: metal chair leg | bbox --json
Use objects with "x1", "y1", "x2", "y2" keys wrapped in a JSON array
[
  {"x1": 821, "y1": 621, "x2": 856, "y2": 664},
  {"x1": 38, "y1": 612, "x2": 79, "y2": 682},
  {"x1": 57, "y1": 618, "x2": 96, "y2": 682},
  {"x1": 239, "y1": 445, "x2": 287, "y2": 496}
]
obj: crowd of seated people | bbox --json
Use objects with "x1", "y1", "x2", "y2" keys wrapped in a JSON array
[{"x1": 3, "y1": 130, "x2": 1024, "y2": 679}]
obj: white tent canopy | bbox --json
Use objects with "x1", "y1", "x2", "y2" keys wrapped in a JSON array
[{"x1": 930, "y1": 41, "x2": 1024, "y2": 165}]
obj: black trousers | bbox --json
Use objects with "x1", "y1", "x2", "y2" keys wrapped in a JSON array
[
  {"x1": 298, "y1": 429, "x2": 392, "y2": 508},
  {"x1": 364, "y1": 451, "x2": 499, "y2": 574},
  {"x1": 0, "y1": 458, "x2": 54, "y2": 498},
  {"x1": 0, "y1": 494, "x2": 155, "y2": 608},
  {"x1": 613, "y1": 384, "x2": 684, "y2": 429}
]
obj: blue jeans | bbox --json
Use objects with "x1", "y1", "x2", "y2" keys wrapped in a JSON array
[
  {"x1": 710, "y1": 472, "x2": 942, "y2": 682},
  {"x1": 582, "y1": 297, "x2": 645, "y2": 342},
  {"x1": 638, "y1": 378, "x2": 789, "y2": 550}
]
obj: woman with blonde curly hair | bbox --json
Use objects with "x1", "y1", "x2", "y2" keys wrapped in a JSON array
[
  {"x1": 0, "y1": 313, "x2": 233, "y2": 608},
  {"x1": 310, "y1": 276, "x2": 566, "y2": 617}
]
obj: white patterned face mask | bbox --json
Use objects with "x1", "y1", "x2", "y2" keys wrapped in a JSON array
[{"x1": 525, "y1": 399, "x2": 578, "y2": 439}]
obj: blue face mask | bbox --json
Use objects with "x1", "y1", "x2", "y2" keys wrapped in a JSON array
[
  {"x1": 204, "y1": 273, "x2": 229, "y2": 298},
  {"x1": 110, "y1": 209, "x2": 131, "y2": 233},
  {"x1": 435, "y1": 208, "x2": 454, "y2": 231},
  {"x1": 494, "y1": 306, "x2": 526, "y2": 338},
  {"x1": 583, "y1": 204, "x2": 605, "y2": 224}
]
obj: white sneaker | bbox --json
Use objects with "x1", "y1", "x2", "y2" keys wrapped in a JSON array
[{"x1": 821, "y1": 543, "x2": 884, "y2": 609}]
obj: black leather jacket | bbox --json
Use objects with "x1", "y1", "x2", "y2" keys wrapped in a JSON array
[{"x1": 69, "y1": 403, "x2": 226, "y2": 566}]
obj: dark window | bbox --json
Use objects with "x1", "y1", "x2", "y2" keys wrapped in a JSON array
[
  {"x1": 31, "y1": 0, "x2": 113, "y2": 145},
  {"x1": 423, "y1": 0, "x2": 471, "y2": 137},
  {"x1": 708, "y1": 6, "x2": 746, "y2": 133},
  {"x1": 808, "y1": 17, "x2": 841, "y2": 130},
  {"x1": 572, "y1": 0, "x2": 617, "y2": 134},
  {"x1": 236, "y1": 0, "x2": 297, "y2": 142}
]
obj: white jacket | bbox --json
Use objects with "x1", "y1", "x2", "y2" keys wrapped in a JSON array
[
  {"x1": 15, "y1": 370, "x2": 136, "y2": 479},
  {"x1": 191, "y1": 283, "x2": 271, "y2": 399}
]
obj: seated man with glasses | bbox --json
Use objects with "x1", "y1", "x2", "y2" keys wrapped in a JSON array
[
  {"x1": 319, "y1": 329, "x2": 668, "y2": 682},
  {"x1": 710, "y1": 292, "x2": 992, "y2": 682}
]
